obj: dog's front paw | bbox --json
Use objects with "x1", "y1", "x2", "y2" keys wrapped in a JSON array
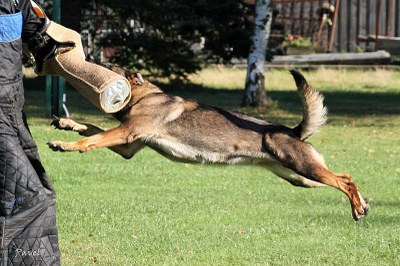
[
  {"x1": 51, "y1": 117, "x2": 87, "y2": 132},
  {"x1": 47, "y1": 140, "x2": 88, "y2": 153},
  {"x1": 47, "y1": 140, "x2": 79, "y2": 152},
  {"x1": 47, "y1": 140, "x2": 68, "y2": 152}
]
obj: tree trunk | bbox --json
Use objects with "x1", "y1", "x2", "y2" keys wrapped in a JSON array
[{"x1": 242, "y1": 0, "x2": 272, "y2": 107}]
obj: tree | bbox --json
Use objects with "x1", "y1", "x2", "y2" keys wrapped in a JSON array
[
  {"x1": 242, "y1": 0, "x2": 272, "y2": 107},
  {"x1": 79, "y1": 0, "x2": 254, "y2": 78}
]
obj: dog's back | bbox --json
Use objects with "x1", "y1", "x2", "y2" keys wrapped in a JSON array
[{"x1": 129, "y1": 70, "x2": 327, "y2": 166}]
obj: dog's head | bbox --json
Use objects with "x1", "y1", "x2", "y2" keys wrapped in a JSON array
[
  {"x1": 85, "y1": 55, "x2": 145, "y2": 87},
  {"x1": 107, "y1": 64, "x2": 145, "y2": 87}
]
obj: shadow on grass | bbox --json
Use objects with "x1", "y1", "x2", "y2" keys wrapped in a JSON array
[
  {"x1": 269, "y1": 90, "x2": 400, "y2": 116},
  {"x1": 157, "y1": 82, "x2": 400, "y2": 128},
  {"x1": 23, "y1": 77, "x2": 400, "y2": 123}
]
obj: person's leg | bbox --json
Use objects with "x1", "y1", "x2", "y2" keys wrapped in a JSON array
[{"x1": 0, "y1": 108, "x2": 60, "y2": 265}]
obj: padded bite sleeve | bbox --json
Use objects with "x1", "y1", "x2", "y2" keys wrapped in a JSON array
[{"x1": 42, "y1": 22, "x2": 131, "y2": 113}]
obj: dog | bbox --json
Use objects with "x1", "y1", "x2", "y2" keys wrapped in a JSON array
[{"x1": 48, "y1": 66, "x2": 369, "y2": 221}]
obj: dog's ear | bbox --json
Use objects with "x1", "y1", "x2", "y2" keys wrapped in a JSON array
[
  {"x1": 126, "y1": 72, "x2": 145, "y2": 85},
  {"x1": 135, "y1": 73, "x2": 145, "y2": 85}
]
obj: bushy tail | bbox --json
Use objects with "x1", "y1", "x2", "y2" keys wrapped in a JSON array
[{"x1": 290, "y1": 70, "x2": 328, "y2": 141}]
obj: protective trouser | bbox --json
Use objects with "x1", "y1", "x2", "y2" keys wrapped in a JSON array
[
  {"x1": 0, "y1": 0, "x2": 60, "y2": 264},
  {"x1": 0, "y1": 80, "x2": 61, "y2": 265}
]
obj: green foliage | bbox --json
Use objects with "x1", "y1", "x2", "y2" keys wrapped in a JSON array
[
  {"x1": 283, "y1": 35, "x2": 312, "y2": 48},
  {"x1": 83, "y1": 0, "x2": 253, "y2": 78}
]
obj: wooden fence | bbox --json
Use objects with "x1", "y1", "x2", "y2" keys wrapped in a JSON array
[
  {"x1": 335, "y1": 0, "x2": 400, "y2": 53},
  {"x1": 272, "y1": 0, "x2": 400, "y2": 54}
]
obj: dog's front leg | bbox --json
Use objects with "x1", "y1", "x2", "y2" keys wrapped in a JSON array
[
  {"x1": 51, "y1": 117, "x2": 145, "y2": 158},
  {"x1": 51, "y1": 117, "x2": 101, "y2": 136},
  {"x1": 48, "y1": 125, "x2": 137, "y2": 153}
]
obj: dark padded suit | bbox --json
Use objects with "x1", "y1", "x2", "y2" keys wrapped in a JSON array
[{"x1": 0, "y1": 0, "x2": 60, "y2": 264}]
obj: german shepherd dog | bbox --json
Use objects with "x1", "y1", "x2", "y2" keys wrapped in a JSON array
[{"x1": 48, "y1": 66, "x2": 369, "y2": 221}]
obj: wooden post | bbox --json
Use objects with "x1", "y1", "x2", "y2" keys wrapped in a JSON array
[
  {"x1": 46, "y1": 0, "x2": 68, "y2": 117},
  {"x1": 347, "y1": 0, "x2": 352, "y2": 51},
  {"x1": 386, "y1": 0, "x2": 393, "y2": 37},
  {"x1": 356, "y1": 0, "x2": 360, "y2": 47},
  {"x1": 328, "y1": 0, "x2": 340, "y2": 52},
  {"x1": 375, "y1": 0, "x2": 381, "y2": 51},
  {"x1": 396, "y1": 0, "x2": 400, "y2": 36}
]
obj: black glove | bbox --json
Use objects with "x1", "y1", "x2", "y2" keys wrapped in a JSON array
[{"x1": 26, "y1": 33, "x2": 58, "y2": 73}]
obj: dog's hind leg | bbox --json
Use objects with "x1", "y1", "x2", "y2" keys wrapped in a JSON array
[
  {"x1": 271, "y1": 155, "x2": 368, "y2": 220},
  {"x1": 278, "y1": 153, "x2": 369, "y2": 220},
  {"x1": 263, "y1": 161, "x2": 325, "y2": 188},
  {"x1": 333, "y1": 172, "x2": 369, "y2": 217},
  {"x1": 300, "y1": 165, "x2": 369, "y2": 221},
  {"x1": 50, "y1": 118, "x2": 144, "y2": 158},
  {"x1": 264, "y1": 134, "x2": 368, "y2": 220}
]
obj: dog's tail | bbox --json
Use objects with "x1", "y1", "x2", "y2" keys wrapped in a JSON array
[{"x1": 290, "y1": 70, "x2": 328, "y2": 141}]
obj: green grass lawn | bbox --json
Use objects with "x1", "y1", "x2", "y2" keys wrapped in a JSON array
[{"x1": 24, "y1": 67, "x2": 400, "y2": 265}]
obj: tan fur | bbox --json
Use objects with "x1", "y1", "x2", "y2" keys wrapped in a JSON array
[
  {"x1": 291, "y1": 70, "x2": 328, "y2": 140},
  {"x1": 48, "y1": 68, "x2": 369, "y2": 221}
]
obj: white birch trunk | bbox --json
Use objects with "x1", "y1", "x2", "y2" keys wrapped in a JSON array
[{"x1": 242, "y1": 0, "x2": 272, "y2": 107}]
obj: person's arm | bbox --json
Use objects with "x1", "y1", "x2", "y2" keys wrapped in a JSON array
[
  {"x1": 19, "y1": 0, "x2": 47, "y2": 41},
  {"x1": 21, "y1": 0, "x2": 56, "y2": 74}
]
